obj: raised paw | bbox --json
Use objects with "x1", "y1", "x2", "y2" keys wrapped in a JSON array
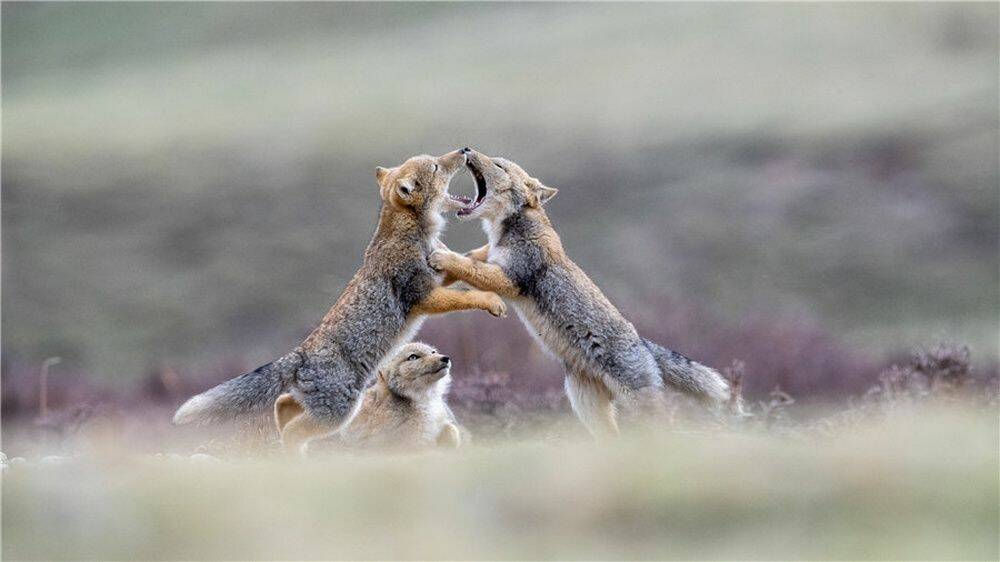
[
  {"x1": 436, "y1": 423, "x2": 462, "y2": 449},
  {"x1": 485, "y1": 294, "x2": 507, "y2": 318},
  {"x1": 428, "y1": 249, "x2": 460, "y2": 272}
]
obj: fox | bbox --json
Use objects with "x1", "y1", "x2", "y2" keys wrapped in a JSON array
[
  {"x1": 274, "y1": 342, "x2": 464, "y2": 453},
  {"x1": 429, "y1": 148, "x2": 737, "y2": 437},
  {"x1": 173, "y1": 149, "x2": 506, "y2": 451}
]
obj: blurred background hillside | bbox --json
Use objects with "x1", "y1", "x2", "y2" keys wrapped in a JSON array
[{"x1": 3, "y1": 3, "x2": 998, "y2": 393}]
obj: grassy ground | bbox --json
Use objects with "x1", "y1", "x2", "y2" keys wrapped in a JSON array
[{"x1": 3, "y1": 408, "x2": 997, "y2": 560}]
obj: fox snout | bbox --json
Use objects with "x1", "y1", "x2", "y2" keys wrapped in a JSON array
[
  {"x1": 462, "y1": 148, "x2": 487, "y2": 166},
  {"x1": 429, "y1": 353, "x2": 451, "y2": 372},
  {"x1": 436, "y1": 149, "x2": 468, "y2": 176},
  {"x1": 423, "y1": 353, "x2": 451, "y2": 380}
]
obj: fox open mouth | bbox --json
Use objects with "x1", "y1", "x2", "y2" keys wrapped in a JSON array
[
  {"x1": 448, "y1": 194, "x2": 472, "y2": 205},
  {"x1": 457, "y1": 162, "x2": 488, "y2": 216}
]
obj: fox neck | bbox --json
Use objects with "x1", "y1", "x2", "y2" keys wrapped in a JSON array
[
  {"x1": 483, "y1": 206, "x2": 553, "y2": 248},
  {"x1": 378, "y1": 375, "x2": 448, "y2": 405},
  {"x1": 413, "y1": 376, "x2": 449, "y2": 408},
  {"x1": 371, "y1": 203, "x2": 444, "y2": 253},
  {"x1": 378, "y1": 380, "x2": 413, "y2": 405},
  {"x1": 481, "y1": 216, "x2": 503, "y2": 248}
]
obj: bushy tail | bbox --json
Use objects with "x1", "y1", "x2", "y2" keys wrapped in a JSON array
[
  {"x1": 173, "y1": 351, "x2": 303, "y2": 425},
  {"x1": 642, "y1": 338, "x2": 732, "y2": 408}
]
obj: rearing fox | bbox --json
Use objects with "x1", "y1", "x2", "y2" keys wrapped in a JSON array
[
  {"x1": 430, "y1": 148, "x2": 735, "y2": 436},
  {"x1": 173, "y1": 150, "x2": 505, "y2": 451}
]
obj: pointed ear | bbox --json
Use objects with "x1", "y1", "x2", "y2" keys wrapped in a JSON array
[
  {"x1": 530, "y1": 181, "x2": 558, "y2": 206},
  {"x1": 375, "y1": 166, "x2": 390, "y2": 185}
]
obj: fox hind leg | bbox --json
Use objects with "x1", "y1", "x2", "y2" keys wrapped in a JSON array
[
  {"x1": 564, "y1": 371, "x2": 620, "y2": 438},
  {"x1": 436, "y1": 422, "x2": 462, "y2": 448},
  {"x1": 609, "y1": 359, "x2": 670, "y2": 430},
  {"x1": 618, "y1": 384, "x2": 670, "y2": 429},
  {"x1": 279, "y1": 410, "x2": 339, "y2": 457},
  {"x1": 274, "y1": 393, "x2": 305, "y2": 433}
]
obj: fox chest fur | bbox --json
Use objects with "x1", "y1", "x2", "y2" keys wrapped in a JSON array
[{"x1": 340, "y1": 381, "x2": 452, "y2": 449}]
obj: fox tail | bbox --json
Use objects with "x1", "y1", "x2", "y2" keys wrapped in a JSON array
[
  {"x1": 642, "y1": 338, "x2": 738, "y2": 410},
  {"x1": 173, "y1": 351, "x2": 303, "y2": 425}
]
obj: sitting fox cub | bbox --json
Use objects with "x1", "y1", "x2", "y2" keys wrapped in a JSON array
[
  {"x1": 431, "y1": 148, "x2": 737, "y2": 437},
  {"x1": 275, "y1": 342, "x2": 463, "y2": 452}
]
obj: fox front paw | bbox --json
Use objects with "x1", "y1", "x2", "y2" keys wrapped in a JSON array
[
  {"x1": 436, "y1": 423, "x2": 462, "y2": 449},
  {"x1": 484, "y1": 294, "x2": 507, "y2": 318},
  {"x1": 428, "y1": 249, "x2": 461, "y2": 272}
]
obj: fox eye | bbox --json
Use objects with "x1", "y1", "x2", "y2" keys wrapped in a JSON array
[
  {"x1": 494, "y1": 162, "x2": 504, "y2": 171},
  {"x1": 407, "y1": 354, "x2": 420, "y2": 361},
  {"x1": 433, "y1": 164, "x2": 439, "y2": 173}
]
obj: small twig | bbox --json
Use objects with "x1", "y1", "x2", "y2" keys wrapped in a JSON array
[
  {"x1": 758, "y1": 386, "x2": 794, "y2": 428},
  {"x1": 723, "y1": 360, "x2": 746, "y2": 417},
  {"x1": 38, "y1": 357, "x2": 61, "y2": 418},
  {"x1": 159, "y1": 365, "x2": 185, "y2": 397}
]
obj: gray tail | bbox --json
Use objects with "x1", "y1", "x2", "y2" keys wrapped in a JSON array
[
  {"x1": 172, "y1": 351, "x2": 303, "y2": 425},
  {"x1": 642, "y1": 338, "x2": 732, "y2": 407}
]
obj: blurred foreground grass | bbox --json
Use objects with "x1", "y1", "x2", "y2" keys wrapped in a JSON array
[{"x1": 4, "y1": 408, "x2": 997, "y2": 560}]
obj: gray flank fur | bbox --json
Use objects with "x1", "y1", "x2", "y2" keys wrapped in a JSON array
[
  {"x1": 495, "y1": 211, "x2": 729, "y2": 407},
  {"x1": 499, "y1": 214, "x2": 659, "y2": 389}
]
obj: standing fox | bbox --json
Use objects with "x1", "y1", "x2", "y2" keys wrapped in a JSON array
[
  {"x1": 430, "y1": 148, "x2": 735, "y2": 436},
  {"x1": 173, "y1": 150, "x2": 505, "y2": 450},
  {"x1": 274, "y1": 342, "x2": 464, "y2": 453}
]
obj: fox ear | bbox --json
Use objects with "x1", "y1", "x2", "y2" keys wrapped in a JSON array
[
  {"x1": 536, "y1": 185, "x2": 558, "y2": 205},
  {"x1": 530, "y1": 181, "x2": 558, "y2": 207},
  {"x1": 375, "y1": 166, "x2": 390, "y2": 185}
]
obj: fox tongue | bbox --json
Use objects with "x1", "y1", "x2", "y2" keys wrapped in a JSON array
[{"x1": 457, "y1": 199, "x2": 482, "y2": 216}]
